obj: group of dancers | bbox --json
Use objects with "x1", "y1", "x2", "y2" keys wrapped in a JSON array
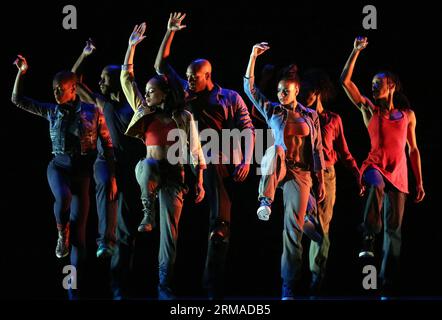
[{"x1": 11, "y1": 12, "x2": 424, "y2": 300}]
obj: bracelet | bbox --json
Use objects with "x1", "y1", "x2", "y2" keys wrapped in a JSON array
[
  {"x1": 244, "y1": 75, "x2": 254, "y2": 79},
  {"x1": 121, "y1": 64, "x2": 133, "y2": 71}
]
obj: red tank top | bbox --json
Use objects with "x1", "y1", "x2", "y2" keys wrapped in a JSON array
[
  {"x1": 144, "y1": 115, "x2": 177, "y2": 146},
  {"x1": 360, "y1": 110, "x2": 409, "y2": 193}
]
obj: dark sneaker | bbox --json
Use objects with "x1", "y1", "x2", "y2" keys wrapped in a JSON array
[
  {"x1": 359, "y1": 235, "x2": 375, "y2": 258},
  {"x1": 137, "y1": 214, "x2": 154, "y2": 232},
  {"x1": 96, "y1": 243, "x2": 115, "y2": 258},
  {"x1": 210, "y1": 221, "x2": 230, "y2": 244},
  {"x1": 55, "y1": 227, "x2": 70, "y2": 258},
  {"x1": 158, "y1": 286, "x2": 176, "y2": 300},
  {"x1": 282, "y1": 282, "x2": 295, "y2": 300},
  {"x1": 310, "y1": 273, "x2": 323, "y2": 297}
]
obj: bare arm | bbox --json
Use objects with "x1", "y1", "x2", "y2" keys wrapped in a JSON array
[
  {"x1": 72, "y1": 38, "x2": 96, "y2": 75},
  {"x1": 77, "y1": 82, "x2": 105, "y2": 107},
  {"x1": 154, "y1": 12, "x2": 186, "y2": 74},
  {"x1": 340, "y1": 37, "x2": 375, "y2": 126},
  {"x1": 335, "y1": 116, "x2": 360, "y2": 177},
  {"x1": 71, "y1": 39, "x2": 108, "y2": 108},
  {"x1": 406, "y1": 110, "x2": 425, "y2": 202},
  {"x1": 313, "y1": 112, "x2": 326, "y2": 202}
]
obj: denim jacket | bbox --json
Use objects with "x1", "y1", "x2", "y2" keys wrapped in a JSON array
[
  {"x1": 12, "y1": 94, "x2": 113, "y2": 157},
  {"x1": 244, "y1": 77, "x2": 325, "y2": 172},
  {"x1": 120, "y1": 66, "x2": 206, "y2": 170}
]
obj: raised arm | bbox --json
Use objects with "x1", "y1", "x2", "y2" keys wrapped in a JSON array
[
  {"x1": 71, "y1": 39, "x2": 106, "y2": 107},
  {"x1": 120, "y1": 23, "x2": 147, "y2": 111},
  {"x1": 243, "y1": 42, "x2": 275, "y2": 121},
  {"x1": 340, "y1": 37, "x2": 376, "y2": 125},
  {"x1": 12, "y1": 55, "x2": 28, "y2": 101},
  {"x1": 72, "y1": 38, "x2": 96, "y2": 75},
  {"x1": 11, "y1": 55, "x2": 53, "y2": 118},
  {"x1": 154, "y1": 12, "x2": 186, "y2": 74},
  {"x1": 406, "y1": 110, "x2": 425, "y2": 203}
]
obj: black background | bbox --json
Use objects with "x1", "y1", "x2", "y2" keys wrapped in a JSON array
[{"x1": 1, "y1": 0, "x2": 441, "y2": 302}]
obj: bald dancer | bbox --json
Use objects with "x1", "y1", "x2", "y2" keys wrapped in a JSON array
[{"x1": 155, "y1": 13, "x2": 255, "y2": 299}]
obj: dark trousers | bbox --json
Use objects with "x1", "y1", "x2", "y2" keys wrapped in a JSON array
[
  {"x1": 46, "y1": 154, "x2": 94, "y2": 298},
  {"x1": 94, "y1": 156, "x2": 117, "y2": 248},
  {"x1": 309, "y1": 166, "x2": 336, "y2": 282},
  {"x1": 110, "y1": 157, "x2": 142, "y2": 299},
  {"x1": 362, "y1": 168, "x2": 407, "y2": 289},
  {"x1": 202, "y1": 163, "x2": 234, "y2": 298}
]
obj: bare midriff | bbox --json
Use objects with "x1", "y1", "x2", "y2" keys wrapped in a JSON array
[{"x1": 284, "y1": 111, "x2": 310, "y2": 164}]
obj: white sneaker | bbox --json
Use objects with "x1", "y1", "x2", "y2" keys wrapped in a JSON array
[{"x1": 257, "y1": 205, "x2": 271, "y2": 221}]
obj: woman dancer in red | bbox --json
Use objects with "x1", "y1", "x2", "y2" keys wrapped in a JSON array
[{"x1": 341, "y1": 36, "x2": 425, "y2": 295}]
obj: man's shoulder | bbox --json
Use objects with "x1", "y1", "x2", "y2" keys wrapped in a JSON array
[
  {"x1": 216, "y1": 85, "x2": 240, "y2": 98},
  {"x1": 216, "y1": 86, "x2": 246, "y2": 107}
]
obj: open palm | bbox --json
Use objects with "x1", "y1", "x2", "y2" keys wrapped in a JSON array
[{"x1": 129, "y1": 23, "x2": 147, "y2": 46}]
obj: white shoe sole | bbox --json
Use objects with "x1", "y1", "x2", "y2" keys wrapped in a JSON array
[
  {"x1": 257, "y1": 206, "x2": 271, "y2": 221},
  {"x1": 358, "y1": 251, "x2": 374, "y2": 258}
]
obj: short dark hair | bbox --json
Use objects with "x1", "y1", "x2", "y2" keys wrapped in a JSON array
[
  {"x1": 103, "y1": 65, "x2": 121, "y2": 78},
  {"x1": 375, "y1": 70, "x2": 411, "y2": 109},
  {"x1": 53, "y1": 71, "x2": 77, "y2": 85}
]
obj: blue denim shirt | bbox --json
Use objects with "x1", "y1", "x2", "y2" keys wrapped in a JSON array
[
  {"x1": 244, "y1": 77, "x2": 325, "y2": 172},
  {"x1": 12, "y1": 95, "x2": 113, "y2": 157}
]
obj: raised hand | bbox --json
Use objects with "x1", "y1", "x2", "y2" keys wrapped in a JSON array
[
  {"x1": 82, "y1": 38, "x2": 96, "y2": 56},
  {"x1": 168, "y1": 12, "x2": 187, "y2": 32},
  {"x1": 252, "y1": 42, "x2": 270, "y2": 57},
  {"x1": 129, "y1": 23, "x2": 147, "y2": 47},
  {"x1": 354, "y1": 36, "x2": 368, "y2": 51},
  {"x1": 13, "y1": 55, "x2": 28, "y2": 74}
]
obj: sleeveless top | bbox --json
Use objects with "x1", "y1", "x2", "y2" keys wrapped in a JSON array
[{"x1": 360, "y1": 109, "x2": 409, "y2": 193}]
